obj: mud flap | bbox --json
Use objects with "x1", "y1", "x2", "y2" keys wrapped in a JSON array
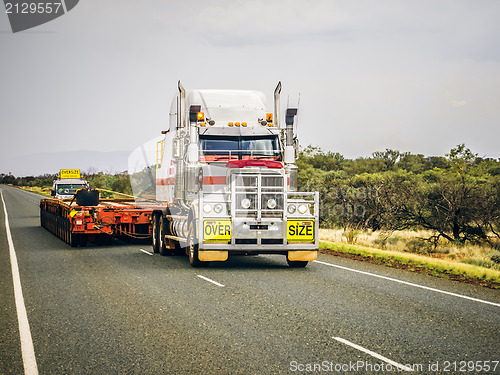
[
  {"x1": 199, "y1": 250, "x2": 228, "y2": 262},
  {"x1": 287, "y1": 250, "x2": 317, "y2": 262}
]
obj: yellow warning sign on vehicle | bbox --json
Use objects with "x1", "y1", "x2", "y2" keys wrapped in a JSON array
[
  {"x1": 60, "y1": 169, "x2": 81, "y2": 179},
  {"x1": 287, "y1": 220, "x2": 315, "y2": 243},
  {"x1": 203, "y1": 220, "x2": 231, "y2": 243}
]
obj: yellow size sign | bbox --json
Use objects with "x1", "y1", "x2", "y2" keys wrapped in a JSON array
[
  {"x1": 203, "y1": 220, "x2": 231, "y2": 243},
  {"x1": 60, "y1": 169, "x2": 81, "y2": 179},
  {"x1": 287, "y1": 220, "x2": 315, "y2": 243}
]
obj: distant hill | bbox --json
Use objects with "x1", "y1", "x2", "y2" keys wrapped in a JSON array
[{"x1": 0, "y1": 150, "x2": 131, "y2": 177}]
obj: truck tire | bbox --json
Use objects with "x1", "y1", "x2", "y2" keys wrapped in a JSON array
[
  {"x1": 286, "y1": 259, "x2": 308, "y2": 268},
  {"x1": 65, "y1": 219, "x2": 70, "y2": 244},
  {"x1": 69, "y1": 230, "x2": 79, "y2": 247},
  {"x1": 159, "y1": 215, "x2": 174, "y2": 256},
  {"x1": 56, "y1": 217, "x2": 60, "y2": 238},
  {"x1": 79, "y1": 235, "x2": 87, "y2": 247},
  {"x1": 152, "y1": 214, "x2": 160, "y2": 253},
  {"x1": 187, "y1": 220, "x2": 209, "y2": 268},
  {"x1": 59, "y1": 217, "x2": 64, "y2": 240},
  {"x1": 63, "y1": 219, "x2": 68, "y2": 244}
]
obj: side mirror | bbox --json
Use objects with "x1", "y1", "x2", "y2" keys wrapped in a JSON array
[{"x1": 51, "y1": 189, "x2": 55, "y2": 196}]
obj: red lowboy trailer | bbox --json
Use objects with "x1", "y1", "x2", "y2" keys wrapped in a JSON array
[{"x1": 40, "y1": 197, "x2": 153, "y2": 247}]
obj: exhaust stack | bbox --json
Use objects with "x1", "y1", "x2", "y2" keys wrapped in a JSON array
[
  {"x1": 177, "y1": 80, "x2": 186, "y2": 129},
  {"x1": 274, "y1": 81, "x2": 281, "y2": 129},
  {"x1": 175, "y1": 81, "x2": 186, "y2": 201}
]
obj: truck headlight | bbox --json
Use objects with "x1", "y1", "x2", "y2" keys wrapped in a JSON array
[
  {"x1": 214, "y1": 203, "x2": 223, "y2": 213},
  {"x1": 203, "y1": 203, "x2": 212, "y2": 213},
  {"x1": 267, "y1": 198, "x2": 277, "y2": 209},
  {"x1": 298, "y1": 204, "x2": 308, "y2": 214},
  {"x1": 287, "y1": 204, "x2": 296, "y2": 214},
  {"x1": 241, "y1": 198, "x2": 251, "y2": 209}
]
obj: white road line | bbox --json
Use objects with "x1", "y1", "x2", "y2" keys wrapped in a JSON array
[
  {"x1": 1, "y1": 190, "x2": 39, "y2": 375},
  {"x1": 11, "y1": 189, "x2": 38, "y2": 205},
  {"x1": 333, "y1": 337, "x2": 414, "y2": 372},
  {"x1": 139, "y1": 248, "x2": 153, "y2": 256},
  {"x1": 314, "y1": 260, "x2": 500, "y2": 307},
  {"x1": 197, "y1": 275, "x2": 225, "y2": 287}
]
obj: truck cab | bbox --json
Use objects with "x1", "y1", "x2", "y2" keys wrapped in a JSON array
[
  {"x1": 51, "y1": 169, "x2": 89, "y2": 199},
  {"x1": 152, "y1": 82, "x2": 319, "y2": 267}
]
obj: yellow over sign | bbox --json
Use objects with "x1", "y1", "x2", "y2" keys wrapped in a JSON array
[
  {"x1": 203, "y1": 220, "x2": 231, "y2": 243},
  {"x1": 60, "y1": 169, "x2": 81, "y2": 179}
]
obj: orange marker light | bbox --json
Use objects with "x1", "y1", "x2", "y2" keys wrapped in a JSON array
[{"x1": 197, "y1": 112, "x2": 204, "y2": 121}]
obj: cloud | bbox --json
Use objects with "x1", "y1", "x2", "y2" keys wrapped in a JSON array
[
  {"x1": 1, "y1": 0, "x2": 500, "y2": 172},
  {"x1": 451, "y1": 99, "x2": 467, "y2": 108}
]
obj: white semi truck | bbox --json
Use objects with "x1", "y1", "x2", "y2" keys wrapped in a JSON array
[{"x1": 151, "y1": 82, "x2": 318, "y2": 267}]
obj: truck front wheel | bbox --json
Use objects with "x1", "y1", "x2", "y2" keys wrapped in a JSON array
[
  {"x1": 287, "y1": 259, "x2": 308, "y2": 268},
  {"x1": 187, "y1": 221, "x2": 208, "y2": 268}
]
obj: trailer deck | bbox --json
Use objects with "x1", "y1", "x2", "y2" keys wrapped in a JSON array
[{"x1": 40, "y1": 197, "x2": 153, "y2": 246}]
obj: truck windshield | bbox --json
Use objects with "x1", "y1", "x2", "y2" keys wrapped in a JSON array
[
  {"x1": 56, "y1": 184, "x2": 84, "y2": 195},
  {"x1": 199, "y1": 135, "x2": 281, "y2": 162}
]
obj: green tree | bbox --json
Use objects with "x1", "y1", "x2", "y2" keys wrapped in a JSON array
[
  {"x1": 377, "y1": 146, "x2": 498, "y2": 245},
  {"x1": 372, "y1": 149, "x2": 404, "y2": 171}
]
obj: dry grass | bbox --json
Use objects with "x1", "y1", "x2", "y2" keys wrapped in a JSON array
[
  {"x1": 319, "y1": 240, "x2": 500, "y2": 288},
  {"x1": 18, "y1": 186, "x2": 52, "y2": 197},
  {"x1": 319, "y1": 228, "x2": 500, "y2": 271}
]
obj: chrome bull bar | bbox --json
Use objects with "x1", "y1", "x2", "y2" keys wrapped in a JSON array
[{"x1": 198, "y1": 178, "x2": 319, "y2": 251}]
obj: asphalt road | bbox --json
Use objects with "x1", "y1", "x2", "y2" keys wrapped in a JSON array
[{"x1": 1, "y1": 184, "x2": 499, "y2": 374}]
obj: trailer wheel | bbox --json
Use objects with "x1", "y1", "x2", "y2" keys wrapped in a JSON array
[
  {"x1": 286, "y1": 259, "x2": 308, "y2": 268},
  {"x1": 64, "y1": 219, "x2": 69, "y2": 244},
  {"x1": 159, "y1": 216, "x2": 174, "y2": 256},
  {"x1": 69, "y1": 231, "x2": 80, "y2": 247},
  {"x1": 187, "y1": 220, "x2": 209, "y2": 268},
  {"x1": 61, "y1": 218, "x2": 65, "y2": 242},
  {"x1": 65, "y1": 219, "x2": 71, "y2": 245},
  {"x1": 152, "y1": 214, "x2": 160, "y2": 253},
  {"x1": 79, "y1": 235, "x2": 87, "y2": 247}
]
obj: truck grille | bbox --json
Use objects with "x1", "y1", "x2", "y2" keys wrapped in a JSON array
[{"x1": 231, "y1": 172, "x2": 284, "y2": 219}]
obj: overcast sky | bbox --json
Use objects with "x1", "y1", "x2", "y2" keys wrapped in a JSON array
[{"x1": 1, "y1": 0, "x2": 499, "y2": 175}]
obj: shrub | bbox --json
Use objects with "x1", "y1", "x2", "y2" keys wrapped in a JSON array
[
  {"x1": 460, "y1": 258, "x2": 500, "y2": 270},
  {"x1": 343, "y1": 229, "x2": 361, "y2": 244},
  {"x1": 405, "y1": 238, "x2": 429, "y2": 254},
  {"x1": 490, "y1": 251, "x2": 500, "y2": 264}
]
